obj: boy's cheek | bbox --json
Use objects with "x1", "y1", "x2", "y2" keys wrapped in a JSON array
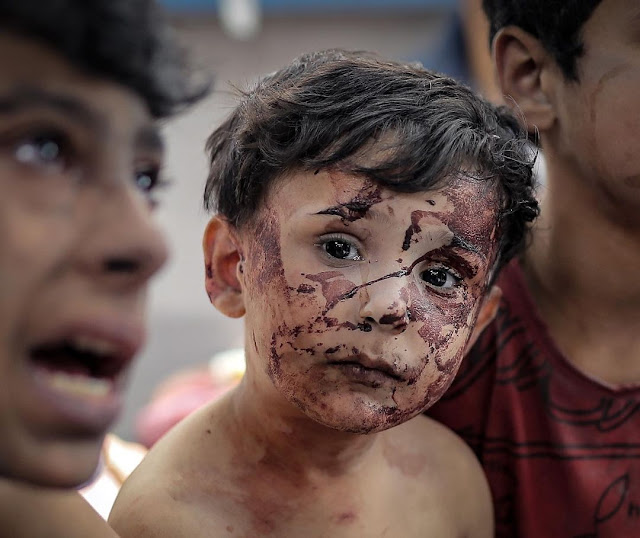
[
  {"x1": 297, "y1": 271, "x2": 358, "y2": 314},
  {"x1": 244, "y1": 213, "x2": 286, "y2": 288},
  {"x1": 408, "y1": 284, "x2": 476, "y2": 368}
]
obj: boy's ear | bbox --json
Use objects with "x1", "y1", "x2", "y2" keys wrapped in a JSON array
[
  {"x1": 493, "y1": 26, "x2": 556, "y2": 133},
  {"x1": 465, "y1": 285, "x2": 502, "y2": 353},
  {"x1": 203, "y1": 216, "x2": 245, "y2": 318}
]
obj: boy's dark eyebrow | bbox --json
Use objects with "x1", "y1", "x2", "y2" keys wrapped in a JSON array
[
  {"x1": 136, "y1": 125, "x2": 164, "y2": 154},
  {"x1": 0, "y1": 87, "x2": 107, "y2": 133},
  {"x1": 0, "y1": 86, "x2": 163, "y2": 153}
]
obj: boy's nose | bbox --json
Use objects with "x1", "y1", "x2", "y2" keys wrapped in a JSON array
[
  {"x1": 358, "y1": 278, "x2": 410, "y2": 333},
  {"x1": 76, "y1": 185, "x2": 168, "y2": 292}
]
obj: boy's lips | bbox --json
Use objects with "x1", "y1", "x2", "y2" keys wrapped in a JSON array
[
  {"x1": 327, "y1": 352, "x2": 406, "y2": 382},
  {"x1": 24, "y1": 319, "x2": 144, "y2": 432}
]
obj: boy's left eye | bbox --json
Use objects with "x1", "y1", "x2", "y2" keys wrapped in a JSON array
[
  {"x1": 320, "y1": 237, "x2": 363, "y2": 261},
  {"x1": 420, "y1": 267, "x2": 461, "y2": 290},
  {"x1": 134, "y1": 164, "x2": 169, "y2": 207}
]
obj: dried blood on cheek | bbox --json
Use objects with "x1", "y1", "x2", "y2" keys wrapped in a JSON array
[
  {"x1": 407, "y1": 279, "x2": 470, "y2": 376},
  {"x1": 246, "y1": 212, "x2": 301, "y2": 382},
  {"x1": 247, "y1": 212, "x2": 286, "y2": 288},
  {"x1": 305, "y1": 271, "x2": 357, "y2": 313}
]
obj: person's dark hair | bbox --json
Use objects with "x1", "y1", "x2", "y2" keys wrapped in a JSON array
[
  {"x1": 204, "y1": 49, "x2": 538, "y2": 273},
  {"x1": 482, "y1": 0, "x2": 603, "y2": 80},
  {"x1": 0, "y1": 0, "x2": 208, "y2": 118}
]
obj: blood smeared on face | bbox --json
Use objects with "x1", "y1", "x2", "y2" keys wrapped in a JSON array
[{"x1": 238, "y1": 168, "x2": 499, "y2": 433}]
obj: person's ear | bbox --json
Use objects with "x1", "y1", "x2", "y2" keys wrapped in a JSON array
[
  {"x1": 493, "y1": 26, "x2": 556, "y2": 133},
  {"x1": 203, "y1": 216, "x2": 245, "y2": 318},
  {"x1": 465, "y1": 285, "x2": 502, "y2": 353}
]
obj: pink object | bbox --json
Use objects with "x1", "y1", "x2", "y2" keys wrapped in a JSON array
[{"x1": 135, "y1": 368, "x2": 236, "y2": 447}]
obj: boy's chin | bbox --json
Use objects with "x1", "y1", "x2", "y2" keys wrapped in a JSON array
[
  {"x1": 296, "y1": 396, "x2": 420, "y2": 435},
  {"x1": 2, "y1": 436, "x2": 103, "y2": 489}
]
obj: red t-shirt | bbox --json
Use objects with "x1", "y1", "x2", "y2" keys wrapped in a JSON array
[{"x1": 428, "y1": 259, "x2": 640, "y2": 538}]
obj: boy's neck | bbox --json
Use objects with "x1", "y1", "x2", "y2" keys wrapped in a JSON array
[
  {"x1": 222, "y1": 372, "x2": 381, "y2": 479},
  {"x1": 521, "y1": 149, "x2": 640, "y2": 384}
]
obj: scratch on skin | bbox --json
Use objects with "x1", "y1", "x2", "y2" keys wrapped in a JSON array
[
  {"x1": 323, "y1": 250, "x2": 434, "y2": 314},
  {"x1": 323, "y1": 270, "x2": 406, "y2": 314}
]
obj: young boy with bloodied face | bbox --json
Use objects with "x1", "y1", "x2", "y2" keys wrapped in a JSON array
[
  {"x1": 110, "y1": 50, "x2": 538, "y2": 538},
  {"x1": 427, "y1": 1, "x2": 640, "y2": 536},
  {"x1": 0, "y1": 1, "x2": 206, "y2": 535}
]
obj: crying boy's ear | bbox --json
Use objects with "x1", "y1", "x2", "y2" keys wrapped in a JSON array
[{"x1": 203, "y1": 216, "x2": 246, "y2": 318}]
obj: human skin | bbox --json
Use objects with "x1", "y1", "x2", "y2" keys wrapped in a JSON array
[
  {"x1": 238, "y1": 170, "x2": 499, "y2": 434},
  {"x1": 110, "y1": 166, "x2": 499, "y2": 537},
  {"x1": 493, "y1": 0, "x2": 640, "y2": 385},
  {"x1": 0, "y1": 478, "x2": 118, "y2": 537},
  {"x1": 0, "y1": 33, "x2": 168, "y2": 488}
]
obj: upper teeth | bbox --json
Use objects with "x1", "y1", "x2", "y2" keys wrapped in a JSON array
[
  {"x1": 71, "y1": 335, "x2": 118, "y2": 357},
  {"x1": 47, "y1": 371, "x2": 113, "y2": 398}
]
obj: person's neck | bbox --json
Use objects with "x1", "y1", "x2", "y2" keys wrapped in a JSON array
[
  {"x1": 220, "y1": 369, "x2": 380, "y2": 481},
  {"x1": 521, "y1": 148, "x2": 640, "y2": 385}
]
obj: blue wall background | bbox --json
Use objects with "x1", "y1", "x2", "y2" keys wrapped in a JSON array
[{"x1": 160, "y1": 0, "x2": 454, "y2": 13}]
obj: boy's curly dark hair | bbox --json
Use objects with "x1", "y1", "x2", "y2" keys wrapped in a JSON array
[
  {"x1": 0, "y1": 0, "x2": 208, "y2": 118},
  {"x1": 204, "y1": 50, "x2": 538, "y2": 275},
  {"x1": 483, "y1": 0, "x2": 602, "y2": 80}
]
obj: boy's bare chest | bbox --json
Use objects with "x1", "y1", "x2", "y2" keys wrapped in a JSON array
[{"x1": 179, "y1": 472, "x2": 460, "y2": 538}]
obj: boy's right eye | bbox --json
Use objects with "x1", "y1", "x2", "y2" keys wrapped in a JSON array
[{"x1": 318, "y1": 235, "x2": 363, "y2": 261}]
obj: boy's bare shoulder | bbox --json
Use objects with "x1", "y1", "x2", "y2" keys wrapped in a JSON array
[
  {"x1": 381, "y1": 415, "x2": 493, "y2": 537},
  {"x1": 383, "y1": 413, "x2": 482, "y2": 473},
  {"x1": 110, "y1": 401, "x2": 230, "y2": 537}
]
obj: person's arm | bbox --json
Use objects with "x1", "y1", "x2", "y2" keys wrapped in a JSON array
[{"x1": 0, "y1": 479, "x2": 118, "y2": 537}]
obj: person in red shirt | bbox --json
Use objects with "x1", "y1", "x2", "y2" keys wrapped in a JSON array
[{"x1": 428, "y1": 0, "x2": 640, "y2": 536}]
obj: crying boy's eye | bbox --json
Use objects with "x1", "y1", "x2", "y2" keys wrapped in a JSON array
[{"x1": 318, "y1": 235, "x2": 363, "y2": 261}]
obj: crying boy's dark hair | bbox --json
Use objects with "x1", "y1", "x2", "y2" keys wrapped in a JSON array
[{"x1": 0, "y1": 0, "x2": 208, "y2": 118}]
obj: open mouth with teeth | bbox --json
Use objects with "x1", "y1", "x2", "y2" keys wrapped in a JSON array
[{"x1": 29, "y1": 338, "x2": 127, "y2": 399}]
